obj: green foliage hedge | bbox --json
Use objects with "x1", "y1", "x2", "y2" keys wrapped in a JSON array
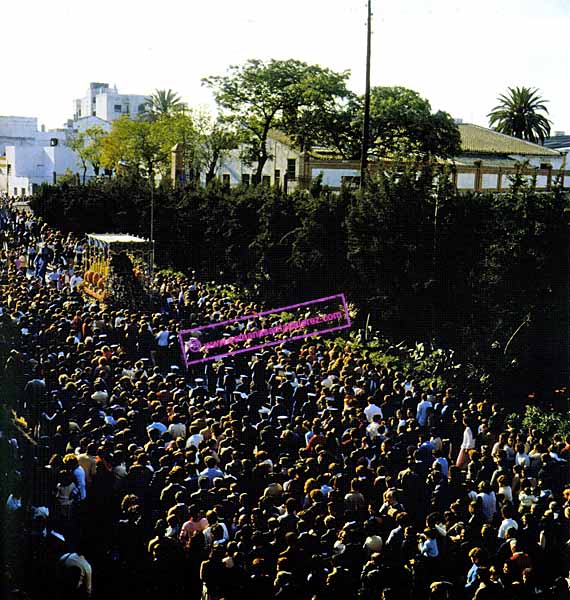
[{"x1": 30, "y1": 168, "x2": 570, "y2": 393}]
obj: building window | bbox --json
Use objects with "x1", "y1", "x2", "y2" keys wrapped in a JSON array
[
  {"x1": 287, "y1": 159, "x2": 296, "y2": 180},
  {"x1": 274, "y1": 169, "x2": 280, "y2": 184},
  {"x1": 138, "y1": 104, "x2": 146, "y2": 113},
  {"x1": 222, "y1": 174, "x2": 231, "y2": 186},
  {"x1": 540, "y1": 162, "x2": 551, "y2": 169},
  {"x1": 21, "y1": 188, "x2": 26, "y2": 196},
  {"x1": 262, "y1": 175, "x2": 271, "y2": 186},
  {"x1": 114, "y1": 104, "x2": 122, "y2": 113},
  {"x1": 92, "y1": 111, "x2": 96, "y2": 117},
  {"x1": 14, "y1": 188, "x2": 18, "y2": 196},
  {"x1": 241, "y1": 174, "x2": 250, "y2": 186}
]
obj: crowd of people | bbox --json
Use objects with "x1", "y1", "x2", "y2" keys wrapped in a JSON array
[{"x1": 1, "y1": 198, "x2": 569, "y2": 600}]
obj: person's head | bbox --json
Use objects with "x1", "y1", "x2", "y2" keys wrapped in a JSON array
[
  {"x1": 62, "y1": 453, "x2": 78, "y2": 470},
  {"x1": 468, "y1": 547, "x2": 487, "y2": 565},
  {"x1": 285, "y1": 497, "x2": 297, "y2": 514}
]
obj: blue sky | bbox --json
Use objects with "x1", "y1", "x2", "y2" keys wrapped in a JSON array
[{"x1": 3, "y1": 0, "x2": 569, "y2": 134}]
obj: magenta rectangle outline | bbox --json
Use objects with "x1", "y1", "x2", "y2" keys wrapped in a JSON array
[{"x1": 178, "y1": 293, "x2": 351, "y2": 367}]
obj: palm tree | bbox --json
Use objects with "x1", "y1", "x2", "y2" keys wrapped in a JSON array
[
  {"x1": 487, "y1": 87, "x2": 551, "y2": 144},
  {"x1": 141, "y1": 89, "x2": 185, "y2": 120}
]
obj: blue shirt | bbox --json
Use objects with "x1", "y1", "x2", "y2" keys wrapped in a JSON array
[
  {"x1": 466, "y1": 564, "x2": 478, "y2": 588},
  {"x1": 416, "y1": 400, "x2": 433, "y2": 426}
]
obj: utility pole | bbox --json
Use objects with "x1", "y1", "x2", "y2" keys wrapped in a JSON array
[
  {"x1": 360, "y1": 0, "x2": 372, "y2": 190},
  {"x1": 150, "y1": 182, "x2": 155, "y2": 281}
]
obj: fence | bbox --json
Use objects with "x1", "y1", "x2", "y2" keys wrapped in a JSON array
[{"x1": 301, "y1": 157, "x2": 570, "y2": 192}]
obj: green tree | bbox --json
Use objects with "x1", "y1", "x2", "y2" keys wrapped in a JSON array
[
  {"x1": 290, "y1": 86, "x2": 461, "y2": 161},
  {"x1": 152, "y1": 111, "x2": 199, "y2": 182},
  {"x1": 203, "y1": 59, "x2": 351, "y2": 181},
  {"x1": 201, "y1": 118, "x2": 240, "y2": 184},
  {"x1": 66, "y1": 125, "x2": 108, "y2": 183},
  {"x1": 367, "y1": 87, "x2": 461, "y2": 159},
  {"x1": 82, "y1": 126, "x2": 106, "y2": 177},
  {"x1": 487, "y1": 86, "x2": 551, "y2": 144},
  {"x1": 101, "y1": 116, "x2": 166, "y2": 183},
  {"x1": 65, "y1": 130, "x2": 89, "y2": 184},
  {"x1": 141, "y1": 89, "x2": 185, "y2": 121},
  {"x1": 299, "y1": 96, "x2": 362, "y2": 160}
]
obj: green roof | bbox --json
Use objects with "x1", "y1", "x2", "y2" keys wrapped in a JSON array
[{"x1": 459, "y1": 123, "x2": 560, "y2": 157}]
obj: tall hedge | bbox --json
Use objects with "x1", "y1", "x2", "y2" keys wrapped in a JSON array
[{"x1": 31, "y1": 170, "x2": 570, "y2": 394}]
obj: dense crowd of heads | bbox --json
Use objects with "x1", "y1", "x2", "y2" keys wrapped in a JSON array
[{"x1": 1, "y1": 198, "x2": 569, "y2": 600}]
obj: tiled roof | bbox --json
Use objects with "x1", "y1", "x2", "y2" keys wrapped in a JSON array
[{"x1": 459, "y1": 124, "x2": 560, "y2": 157}]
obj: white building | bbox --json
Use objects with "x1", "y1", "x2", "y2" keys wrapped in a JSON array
[
  {"x1": 215, "y1": 131, "x2": 304, "y2": 189},
  {"x1": 73, "y1": 82, "x2": 147, "y2": 123},
  {"x1": 210, "y1": 124, "x2": 568, "y2": 192},
  {"x1": 0, "y1": 115, "x2": 99, "y2": 197}
]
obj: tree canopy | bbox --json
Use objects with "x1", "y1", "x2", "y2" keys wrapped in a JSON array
[
  {"x1": 65, "y1": 125, "x2": 106, "y2": 183},
  {"x1": 487, "y1": 86, "x2": 551, "y2": 144},
  {"x1": 367, "y1": 87, "x2": 461, "y2": 159},
  {"x1": 203, "y1": 59, "x2": 352, "y2": 180},
  {"x1": 101, "y1": 116, "x2": 166, "y2": 182},
  {"x1": 141, "y1": 89, "x2": 186, "y2": 121}
]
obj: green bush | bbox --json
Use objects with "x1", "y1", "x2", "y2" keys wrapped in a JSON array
[{"x1": 30, "y1": 169, "x2": 570, "y2": 395}]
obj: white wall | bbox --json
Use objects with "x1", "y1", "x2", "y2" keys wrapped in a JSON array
[
  {"x1": 0, "y1": 116, "x2": 39, "y2": 155},
  {"x1": 72, "y1": 116, "x2": 111, "y2": 133},
  {"x1": 482, "y1": 174, "x2": 498, "y2": 189},
  {"x1": 96, "y1": 92, "x2": 146, "y2": 122},
  {"x1": 74, "y1": 83, "x2": 146, "y2": 123},
  {"x1": 311, "y1": 167, "x2": 360, "y2": 187},
  {"x1": 457, "y1": 173, "x2": 475, "y2": 189},
  {"x1": 217, "y1": 138, "x2": 302, "y2": 186},
  {"x1": 510, "y1": 154, "x2": 565, "y2": 169},
  {"x1": 0, "y1": 143, "x2": 98, "y2": 196}
]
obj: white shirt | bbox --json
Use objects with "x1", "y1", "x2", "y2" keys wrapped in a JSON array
[
  {"x1": 498, "y1": 485, "x2": 513, "y2": 503},
  {"x1": 366, "y1": 421, "x2": 382, "y2": 439},
  {"x1": 186, "y1": 433, "x2": 204, "y2": 449},
  {"x1": 364, "y1": 403, "x2": 383, "y2": 423},
  {"x1": 70, "y1": 274, "x2": 83, "y2": 291},
  {"x1": 169, "y1": 423, "x2": 187, "y2": 440},
  {"x1": 204, "y1": 521, "x2": 229, "y2": 547},
  {"x1": 416, "y1": 400, "x2": 433, "y2": 426},
  {"x1": 59, "y1": 553, "x2": 92, "y2": 596},
  {"x1": 498, "y1": 517, "x2": 519, "y2": 538},
  {"x1": 461, "y1": 426, "x2": 476, "y2": 450}
]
